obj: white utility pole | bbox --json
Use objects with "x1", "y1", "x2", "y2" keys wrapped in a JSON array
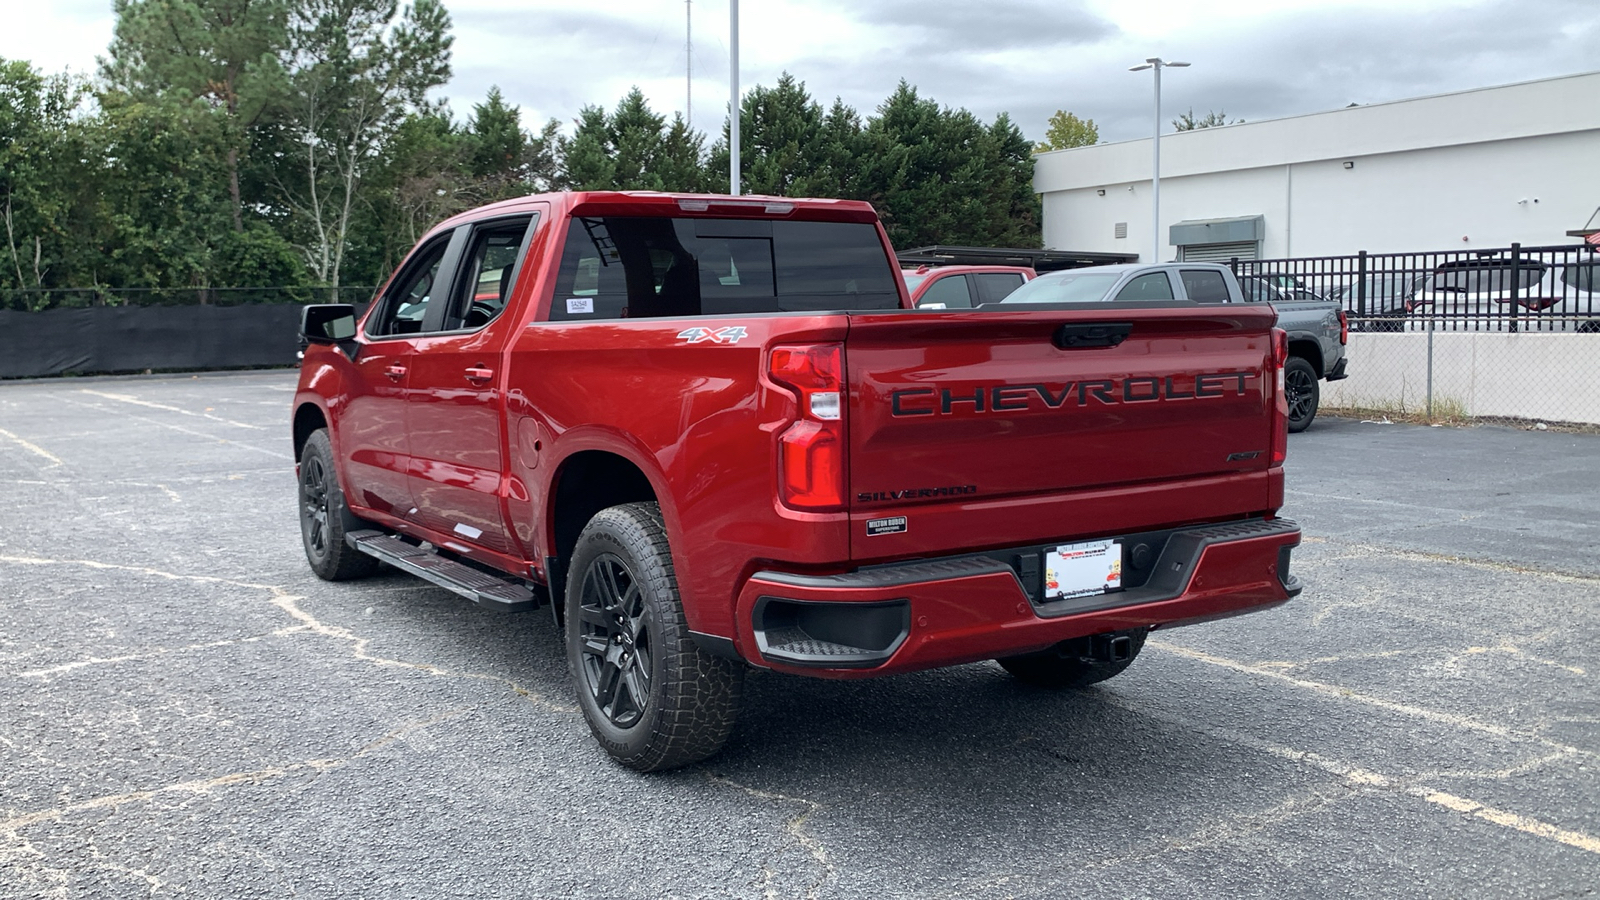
[
  {"x1": 1128, "y1": 57, "x2": 1189, "y2": 262},
  {"x1": 729, "y1": 0, "x2": 740, "y2": 195},
  {"x1": 685, "y1": 1, "x2": 692, "y2": 127}
]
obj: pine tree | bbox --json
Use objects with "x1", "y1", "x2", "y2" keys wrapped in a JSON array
[{"x1": 102, "y1": 0, "x2": 291, "y2": 232}]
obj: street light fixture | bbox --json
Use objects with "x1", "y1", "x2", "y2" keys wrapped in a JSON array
[{"x1": 1129, "y1": 58, "x2": 1189, "y2": 262}]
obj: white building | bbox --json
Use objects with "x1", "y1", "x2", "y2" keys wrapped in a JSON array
[{"x1": 1033, "y1": 71, "x2": 1600, "y2": 262}]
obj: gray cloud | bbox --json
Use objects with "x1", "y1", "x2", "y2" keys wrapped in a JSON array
[
  {"x1": 847, "y1": 0, "x2": 1119, "y2": 50},
  {"x1": 332, "y1": 0, "x2": 1600, "y2": 148}
]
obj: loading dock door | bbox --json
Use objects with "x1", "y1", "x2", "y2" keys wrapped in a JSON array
[
  {"x1": 1170, "y1": 216, "x2": 1263, "y2": 263},
  {"x1": 1180, "y1": 241, "x2": 1257, "y2": 262}
]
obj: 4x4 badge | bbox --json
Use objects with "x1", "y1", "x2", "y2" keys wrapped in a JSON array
[{"x1": 677, "y1": 326, "x2": 748, "y2": 345}]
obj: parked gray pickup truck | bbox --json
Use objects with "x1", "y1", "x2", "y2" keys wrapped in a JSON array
[{"x1": 995, "y1": 262, "x2": 1347, "y2": 431}]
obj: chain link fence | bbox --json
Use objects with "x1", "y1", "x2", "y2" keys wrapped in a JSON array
[{"x1": 1235, "y1": 244, "x2": 1600, "y2": 426}]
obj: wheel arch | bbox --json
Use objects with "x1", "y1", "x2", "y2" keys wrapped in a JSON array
[
  {"x1": 293, "y1": 401, "x2": 329, "y2": 461},
  {"x1": 1287, "y1": 337, "x2": 1324, "y2": 377},
  {"x1": 546, "y1": 448, "x2": 666, "y2": 583}
]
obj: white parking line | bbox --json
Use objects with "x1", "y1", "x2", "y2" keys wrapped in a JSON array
[{"x1": 0, "y1": 428, "x2": 63, "y2": 467}]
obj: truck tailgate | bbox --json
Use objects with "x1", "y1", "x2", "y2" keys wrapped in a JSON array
[{"x1": 844, "y1": 305, "x2": 1280, "y2": 560}]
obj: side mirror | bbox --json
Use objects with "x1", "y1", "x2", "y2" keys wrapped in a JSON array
[{"x1": 301, "y1": 304, "x2": 357, "y2": 344}]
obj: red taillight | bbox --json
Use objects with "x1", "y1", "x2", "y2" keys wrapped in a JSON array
[
  {"x1": 1338, "y1": 310, "x2": 1349, "y2": 345},
  {"x1": 1271, "y1": 327, "x2": 1289, "y2": 466},
  {"x1": 770, "y1": 343, "x2": 846, "y2": 511}
]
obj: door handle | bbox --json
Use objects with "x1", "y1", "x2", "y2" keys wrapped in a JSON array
[
  {"x1": 384, "y1": 364, "x2": 407, "y2": 380},
  {"x1": 464, "y1": 366, "x2": 494, "y2": 385}
]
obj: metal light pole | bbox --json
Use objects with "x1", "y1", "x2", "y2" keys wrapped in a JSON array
[
  {"x1": 1128, "y1": 58, "x2": 1188, "y2": 262},
  {"x1": 729, "y1": 0, "x2": 740, "y2": 195}
]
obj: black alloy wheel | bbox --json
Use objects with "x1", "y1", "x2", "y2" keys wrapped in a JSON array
[
  {"x1": 1285, "y1": 356, "x2": 1320, "y2": 433},
  {"x1": 297, "y1": 429, "x2": 379, "y2": 581},
  {"x1": 301, "y1": 454, "x2": 333, "y2": 557},
  {"x1": 564, "y1": 502, "x2": 744, "y2": 771},
  {"x1": 575, "y1": 553, "x2": 653, "y2": 729}
]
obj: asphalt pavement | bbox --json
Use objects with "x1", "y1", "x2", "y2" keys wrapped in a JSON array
[{"x1": 1, "y1": 372, "x2": 1595, "y2": 899}]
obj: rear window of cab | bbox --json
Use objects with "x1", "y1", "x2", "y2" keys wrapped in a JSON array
[{"x1": 548, "y1": 216, "x2": 901, "y2": 320}]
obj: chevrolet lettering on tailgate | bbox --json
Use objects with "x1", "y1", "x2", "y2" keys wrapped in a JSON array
[{"x1": 890, "y1": 372, "x2": 1256, "y2": 417}]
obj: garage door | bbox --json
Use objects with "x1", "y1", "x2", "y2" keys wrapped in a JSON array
[{"x1": 1180, "y1": 241, "x2": 1257, "y2": 263}]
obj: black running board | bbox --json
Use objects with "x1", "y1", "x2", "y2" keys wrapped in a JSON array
[{"x1": 346, "y1": 530, "x2": 539, "y2": 613}]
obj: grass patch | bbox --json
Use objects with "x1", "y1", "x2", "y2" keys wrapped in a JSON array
[{"x1": 1324, "y1": 393, "x2": 1470, "y2": 426}]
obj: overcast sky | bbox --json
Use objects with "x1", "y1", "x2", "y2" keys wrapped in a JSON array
[{"x1": 3, "y1": 0, "x2": 1597, "y2": 144}]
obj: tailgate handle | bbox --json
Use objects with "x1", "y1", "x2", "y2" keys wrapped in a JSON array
[{"x1": 1054, "y1": 323, "x2": 1132, "y2": 350}]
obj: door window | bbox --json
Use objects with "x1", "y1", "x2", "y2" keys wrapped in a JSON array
[
  {"x1": 920, "y1": 275, "x2": 974, "y2": 308},
  {"x1": 972, "y1": 273, "x2": 1026, "y2": 304},
  {"x1": 1179, "y1": 269, "x2": 1231, "y2": 303},
  {"x1": 446, "y1": 216, "x2": 536, "y2": 331},
  {"x1": 367, "y1": 236, "x2": 452, "y2": 337},
  {"x1": 1114, "y1": 272, "x2": 1176, "y2": 302}
]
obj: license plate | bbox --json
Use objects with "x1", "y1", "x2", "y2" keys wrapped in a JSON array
[{"x1": 1043, "y1": 539, "x2": 1123, "y2": 601}]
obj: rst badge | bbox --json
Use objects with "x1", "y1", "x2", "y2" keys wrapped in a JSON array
[{"x1": 677, "y1": 326, "x2": 748, "y2": 345}]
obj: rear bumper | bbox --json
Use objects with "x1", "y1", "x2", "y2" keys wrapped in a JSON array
[{"x1": 715, "y1": 518, "x2": 1301, "y2": 678}]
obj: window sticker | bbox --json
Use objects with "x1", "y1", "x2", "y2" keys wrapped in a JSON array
[{"x1": 566, "y1": 297, "x2": 594, "y2": 314}]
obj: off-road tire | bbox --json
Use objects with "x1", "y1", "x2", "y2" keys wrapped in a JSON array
[
  {"x1": 566, "y1": 502, "x2": 744, "y2": 772},
  {"x1": 298, "y1": 429, "x2": 380, "y2": 581},
  {"x1": 998, "y1": 629, "x2": 1148, "y2": 688},
  {"x1": 1285, "y1": 356, "x2": 1320, "y2": 433}
]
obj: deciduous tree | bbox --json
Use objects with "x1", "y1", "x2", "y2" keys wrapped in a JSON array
[{"x1": 1034, "y1": 109, "x2": 1098, "y2": 152}]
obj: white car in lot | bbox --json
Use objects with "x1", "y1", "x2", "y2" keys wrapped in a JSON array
[{"x1": 1407, "y1": 255, "x2": 1600, "y2": 332}]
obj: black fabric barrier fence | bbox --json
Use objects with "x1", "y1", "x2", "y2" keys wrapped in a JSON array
[{"x1": 0, "y1": 304, "x2": 311, "y2": 379}]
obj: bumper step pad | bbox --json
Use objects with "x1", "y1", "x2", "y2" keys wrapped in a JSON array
[{"x1": 346, "y1": 530, "x2": 539, "y2": 613}]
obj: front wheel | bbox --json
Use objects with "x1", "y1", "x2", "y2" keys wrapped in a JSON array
[
  {"x1": 566, "y1": 502, "x2": 744, "y2": 772},
  {"x1": 298, "y1": 429, "x2": 379, "y2": 581},
  {"x1": 998, "y1": 629, "x2": 1148, "y2": 688},
  {"x1": 1285, "y1": 356, "x2": 1320, "y2": 433}
]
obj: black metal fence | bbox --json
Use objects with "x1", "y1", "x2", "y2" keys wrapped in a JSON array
[{"x1": 1229, "y1": 243, "x2": 1600, "y2": 333}]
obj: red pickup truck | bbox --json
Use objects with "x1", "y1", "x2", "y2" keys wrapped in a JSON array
[{"x1": 294, "y1": 191, "x2": 1301, "y2": 771}]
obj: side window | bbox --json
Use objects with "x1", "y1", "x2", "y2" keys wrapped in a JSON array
[
  {"x1": 446, "y1": 215, "x2": 536, "y2": 331},
  {"x1": 1114, "y1": 272, "x2": 1176, "y2": 302},
  {"x1": 367, "y1": 235, "x2": 452, "y2": 337},
  {"x1": 1180, "y1": 269, "x2": 1231, "y2": 303},
  {"x1": 919, "y1": 275, "x2": 974, "y2": 308},
  {"x1": 1562, "y1": 261, "x2": 1598, "y2": 294},
  {"x1": 973, "y1": 273, "x2": 1026, "y2": 304}
]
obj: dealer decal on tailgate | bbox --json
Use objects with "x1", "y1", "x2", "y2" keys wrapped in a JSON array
[{"x1": 866, "y1": 516, "x2": 908, "y2": 536}]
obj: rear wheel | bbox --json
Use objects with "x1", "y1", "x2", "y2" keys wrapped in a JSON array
[
  {"x1": 998, "y1": 629, "x2": 1148, "y2": 688},
  {"x1": 1285, "y1": 356, "x2": 1320, "y2": 433},
  {"x1": 298, "y1": 429, "x2": 379, "y2": 581},
  {"x1": 566, "y1": 502, "x2": 744, "y2": 772}
]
